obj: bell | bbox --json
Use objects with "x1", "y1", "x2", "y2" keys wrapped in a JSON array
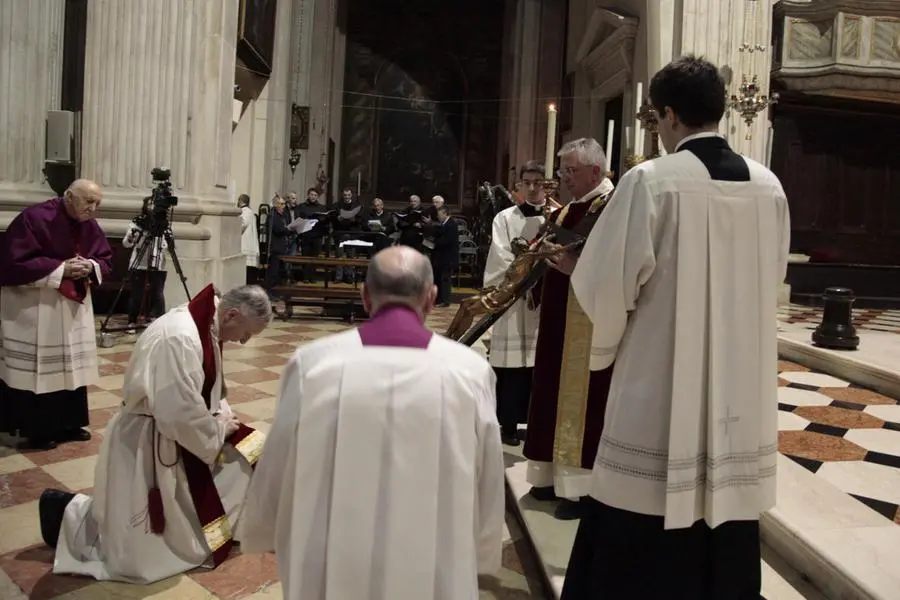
[{"x1": 811, "y1": 287, "x2": 859, "y2": 350}]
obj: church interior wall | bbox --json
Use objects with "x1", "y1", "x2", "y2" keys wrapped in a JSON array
[{"x1": 336, "y1": 0, "x2": 505, "y2": 215}]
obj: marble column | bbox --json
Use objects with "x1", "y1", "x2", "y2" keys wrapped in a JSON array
[
  {"x1": 80, "y1": 0, "x2": 243, "y2": 306},
  {"x1": 0, "y1": 0, "x2": 66, "y2": 216},
  {"x1": 674, "y1": 0, "x2": 773, "y2": 160},
  {"x1": 506, "y1": 0, "x2": 542, "y2": 175},
  {"x1": 262, "y1": 0, "x2": 295, "y2": 199}
]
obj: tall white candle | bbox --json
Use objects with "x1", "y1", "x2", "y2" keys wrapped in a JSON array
[
  {"x1": 605, "y1": 120, "x2": 615, "y2": 160},
  {"x1": 635, "y1": 82, "x2": 643, "y2": 113},
  {"x1": 544, "y1": 103, "x2": 557, "y2": 178},
  {"x1": 635, "y1": 121, "x2": 644, "y2": 157},
  {"x1": 625, "y1": 126, "x2": 632, "y2": 151}
]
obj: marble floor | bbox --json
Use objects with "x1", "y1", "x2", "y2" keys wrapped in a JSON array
[
  {"x1": 0, "y1": 306, "x2": 550, "y2": 600},
  {"x1": 777, "y1": 304, "x2": 900, "y2": 333}
]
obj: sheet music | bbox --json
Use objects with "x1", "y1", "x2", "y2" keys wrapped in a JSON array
[{"x1": 287, "y1": 217, "x2": 318, "y2": 234}]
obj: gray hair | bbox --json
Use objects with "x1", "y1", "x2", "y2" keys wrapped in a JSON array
[
  {"x1": 219, "y1": 285, "x2": 273, "y2": 323},
  {"x1": 557, "y1": 137, "x2": 607, "y2": 171},
  {"x1": 365, "y1": 249, "x2": 434, "y2": 309}
]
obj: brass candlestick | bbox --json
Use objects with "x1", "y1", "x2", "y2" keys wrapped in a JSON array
[{"x1": 542, "y1": 178, "x2": 560, "y2": 202}]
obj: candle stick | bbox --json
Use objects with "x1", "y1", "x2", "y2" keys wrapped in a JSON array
[
  {"x1": 605, "y1": 120, "x2": 615, "y2": 160},
  {"x1": 635, "y1": 82, "x2": 643, "y2": 113},
  {"x1": 544, "y1": 103, "x2": 557, "y2": 179},
  {"x1": 357, "y1": 172, "x2": 361, "y2": 198},
  {"x1": 635, "y1": 120, "x2": 644, "y2": 157}
]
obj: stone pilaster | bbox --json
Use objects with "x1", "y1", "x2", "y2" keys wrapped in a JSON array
[
  {"x1": 262, "y1": 0, "x2": 294, "y2": 200},
  {"x1": 80, "y1": 0, "x2": 243, "y2": 307},
  {"x1": 502, "y1": 0, "x2": 542, "y2": 175},
  {"x1": 674, "y1": 0, "x2": 774, "y2": 160},
  {"x1": 0, "y1": 0, "x2": 66, "y2": 214}
]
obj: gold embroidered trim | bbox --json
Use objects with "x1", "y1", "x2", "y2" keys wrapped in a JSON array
[
  {"x1": 551, "y1": 286, "x2": 594, "y2": 468},
  {"x1": 234, "y1": 430, "x2": 266, "y2": 466},
  {"x1": 202, "y1": 514, "x2": 232, "y2": 552}
]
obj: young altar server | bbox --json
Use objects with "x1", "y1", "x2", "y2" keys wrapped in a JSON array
[
  {"x1": 40, "y1": 285, "x2": 273, "y2": 584},
  {"x1": 239, "y1": 246, "x2": 505, "y2": 600},
  {"x1": 555, "y1": 55, "x2": 791, "y2": 599},
  {"x1": 483, "y1": 160, "x2": 546, "y2": 445},
  {"x1": 0, "y1": 179, "x2": 112, "y2": 450}
]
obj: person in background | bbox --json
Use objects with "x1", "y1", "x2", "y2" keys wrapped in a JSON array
[
  {"x1": 428, "y1": 205, "x2": 458, "y2": 307},
  {"x1": 366, "y1": 197, "x2": 395, "y2": 251},
  {"x1": 238, "y1": 246, "x2": 504, "y2": 600},
  {"x1": 264, "y1": 196, "x2": 292, "y2": 295},
  {"x1": 397, "y1": 194, "x2": 426, "y2": 251},
  {"x1": 238, "y1": 194, "x2": 259, "y2": 284},
  {"x1": 483, "y1": 160, "x2": 547, "y2": 445},
  {"x1": 123, "y1": 196, "x2": 168, "y2": 333},
  {"x1": 0, "y1": 179, "x2": 113, "y2": 450},
  {"x1": 424, "y1": 194, "x2": 445, "y2": 221},
  {"x1": 332, "y1": 187, "x2": 365, "y2": 284},
  {"x1": 294, "y1": 187, "x2": 327, "y2": 283}
]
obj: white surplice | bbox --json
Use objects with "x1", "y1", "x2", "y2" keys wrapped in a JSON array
[
  {"x1": 238, "y1": 330, "x2": 506, "y2": 600},
  {"x1": 483, "y1": 204, "x2": 545, "y2": 368},
  {"x1": 240, "y1": 206, "x2": 259, "y2": 267},
  {"x1": 53, "y1": 303, "x2": 260, "y2": 583},
  {"x1": 571, "y1": 136, "x2": 791, "y2": 529},
  {"x1": 0, "y1": 262, "x2": 102, "y2": 394}
]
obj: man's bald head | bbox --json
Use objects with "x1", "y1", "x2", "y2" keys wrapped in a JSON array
[
  {"x1": 64, "y1": 179, "x2": 102, "y2": 222},
  {"x1": 362, "y1": 246, "x2": 436, "y2": 318}
]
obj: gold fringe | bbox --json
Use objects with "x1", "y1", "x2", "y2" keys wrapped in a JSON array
[
  {"x1": 234, "y1": 430, "x2": 266, "y2": 466},
  {"x1": 202, "y1": 514, "x2": 232, "y2": 552}
]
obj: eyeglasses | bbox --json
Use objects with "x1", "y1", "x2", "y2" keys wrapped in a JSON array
[{"x1": 556, "y1": 167, "x2": 580, "y2": 178}]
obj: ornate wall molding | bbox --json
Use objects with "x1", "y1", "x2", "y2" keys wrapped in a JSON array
[
  {"x1": 774, "y1": 3, "x2": 900, "y2": 100},
  {"x1": 577, "y1": 8, "x2": 638, "y2": 101}
]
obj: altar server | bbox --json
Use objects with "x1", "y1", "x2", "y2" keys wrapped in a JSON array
[
  {"x1": 483, "y1": 160, "x2": 546, "y2": 445},
  {"x1": 0, "y1": 179, "x2": 112, "y2": 450},
  {"x1": 560, "y1": 55, "x2": 791, "y2": 599},
  {"x1": 42, "y1": 284, "x2": 273, "y2": 584},
  {"x1": 239, "y1": 246, "x2": 505, "y2": 600}
]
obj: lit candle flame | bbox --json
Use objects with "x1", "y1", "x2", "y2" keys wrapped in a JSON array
[{"x1": 548, "y1": 103, "x2": 556, "y2": 112}]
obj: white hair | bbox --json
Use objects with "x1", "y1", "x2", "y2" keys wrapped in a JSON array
[
  {"x1": 557, "y1": 137, "x2": 607, "y2": 171},
  {"x1": 432, "y1": 195, "x2": 444, "y2": 203},
  {"x1": 219, "y1": 285, "x2": 273, "y2": 324}
]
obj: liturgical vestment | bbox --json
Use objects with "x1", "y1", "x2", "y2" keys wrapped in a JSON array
[
  {"x1": 0, "y1": 198, "x2": 112, "y2": 442},
  {"x1": 52, "y1": 285, "x2": 266, "y2": 583},
  {"x1": 563, "y1": 133, "x2": 790, "y2": 599},
  {"x1": 239, "y1": 305, "x2": 506, "y2": 600},
  {"x1": 523, "y1": 179, "x2": 615, "y2": 499}
]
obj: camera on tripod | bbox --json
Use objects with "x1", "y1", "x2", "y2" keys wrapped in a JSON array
[{"x1": 150, "y1": 167, "x2": 178, "y2": 214}]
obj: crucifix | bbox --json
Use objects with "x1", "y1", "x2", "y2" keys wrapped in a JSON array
[{"x1": 720, "y1": 407, "x2": 741, "y2": 435}]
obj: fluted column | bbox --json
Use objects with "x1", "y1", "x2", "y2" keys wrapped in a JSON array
[
  {"x1": 263, "y1": 0, "x2": 294, "y2": 199},
  {"x1": 676, "y1": 0, "x2": 774, "y2": 160},
  {"x1": 81, "y1": 0, "x2": 237, "y2": 203},
  {"x1": 80, "y1": 0, "x2": 243, "y2": 304},
  {"x1": 0, "y1": 0, "x2": 66, "y2": 209}
]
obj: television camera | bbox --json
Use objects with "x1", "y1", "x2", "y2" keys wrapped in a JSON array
[{"x1": 133, "y1": 167, "x2": 179, "y2": 236}]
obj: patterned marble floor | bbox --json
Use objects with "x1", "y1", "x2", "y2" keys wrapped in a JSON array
[
  {"x1": 0, "y1": 306, "x2": 551, "y2": 600},
  {"x1": 777, "y1": 304, "x2": 900, "y2": 333},
  {"x1": 777, "y1": 361, "x2": 900, "y2": 526}
]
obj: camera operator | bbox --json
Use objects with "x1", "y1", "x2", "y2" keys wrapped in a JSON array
[{"x1": 123, "y1": 196, "x2": 167, "y2": 332}]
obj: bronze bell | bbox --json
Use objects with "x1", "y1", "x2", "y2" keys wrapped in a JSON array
[{"x1": 811, "y1": 287, "x2": 859, "y2": 350}]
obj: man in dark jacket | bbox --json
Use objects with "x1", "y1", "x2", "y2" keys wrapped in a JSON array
[
  {"x1": 264, "y1": 196, "x2": 292, "y2": 293},
  {"x1": 429, "y1": 206, "x2": 459, "y2": 307}
]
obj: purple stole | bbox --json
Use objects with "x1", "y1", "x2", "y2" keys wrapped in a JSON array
[
  {"x1": 149, "y1": 284, "x2": 261, "y2": 567},
  {"x1": 358, "y1": 305, "x2": 433, "y2": 349}
]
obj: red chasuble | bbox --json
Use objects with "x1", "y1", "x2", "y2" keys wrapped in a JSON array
[
  {"x1": 176, "y1": 284, "x2": 261, "y2": 566},
  {"x1": 523, "y1": 199, "x2": 615, "y2": 471}
]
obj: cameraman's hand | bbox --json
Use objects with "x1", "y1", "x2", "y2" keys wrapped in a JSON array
[{"x1": 217, "y1": 412, "x2": 240, "y2": 437}]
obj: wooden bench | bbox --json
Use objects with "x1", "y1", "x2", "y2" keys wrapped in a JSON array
[{"x1": 271, "y1": 284, "x2": 366, "y2": 322}]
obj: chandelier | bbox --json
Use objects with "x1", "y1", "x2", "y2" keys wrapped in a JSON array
[{"x1": 729, "y1": 0, "x2": 777, "y2": 137}]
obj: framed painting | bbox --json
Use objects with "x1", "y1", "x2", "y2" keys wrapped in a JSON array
[{"x1": 237, "y1": 0, "x2": 278, "y2": 76}]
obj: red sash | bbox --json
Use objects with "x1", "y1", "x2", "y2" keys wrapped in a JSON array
[{"x1": 178, "y1": 284, "x2": 261, "y2": 566}]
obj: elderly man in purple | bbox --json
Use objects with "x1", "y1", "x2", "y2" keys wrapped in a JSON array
[{"x1": 0, "y1": 179, "x2": 113, "y2": 449}]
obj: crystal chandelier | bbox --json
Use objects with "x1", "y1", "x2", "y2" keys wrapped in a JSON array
[{"x1": 729, "y1": 0, "x2": 777, "y2": 137}]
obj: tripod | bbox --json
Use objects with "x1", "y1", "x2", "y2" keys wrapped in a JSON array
[{"x1": 98, "y1": 217, "x2": 191, "y2": 346}]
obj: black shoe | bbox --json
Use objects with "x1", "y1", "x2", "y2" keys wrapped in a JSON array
[
  {"x1": 501, "y1": 432, "x2": 521, "y2": 446},
  {"x1": 59, "y1": 428, "x2": 91, "y2": 443},
  {"x1": 27, "y1": 437, "x2": 57, "y2": 450},
  {"x1": 39, "y1": 489, "x2": 76, "y2": 548},
  {"x1": 527, "y1": 486, "x2": 558, "y2": 502},
  {"x1": 554, "y1": 497, "x2": 587, "y2": 520}
]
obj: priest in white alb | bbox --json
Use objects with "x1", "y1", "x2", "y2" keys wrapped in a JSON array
[
  {"x1": 39, "y1": 284, "x2": 273, "y2": 584},
  {"x1": 484, "y1": 159, "x2": 546, "y2": 445},
  {"x1": 238, "y1": 246, "x2": 506, "y2": 600},
  {"x1": 549, "y1": 56, "x2": 791, "y2": 599}
]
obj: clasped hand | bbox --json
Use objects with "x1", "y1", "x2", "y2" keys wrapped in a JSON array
[
  {"x1": 63, "y1": 256, "x2": 94, "y2": 280},
  {"x1": 216, "y1": 412, "x2": 241, "y2": 437},
  {"x1": 542, "y1": 241, "x2": 578, "y2": 275}
]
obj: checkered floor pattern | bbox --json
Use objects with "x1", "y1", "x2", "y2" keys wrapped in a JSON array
[
  {"x1": 778, "y1": 361, "x2": 900, "y2": 524},
  {"x1": 777, "y1": 304, "x2": 900, "y2": 333},
  {"x1": 0, "y1": 306, "x2": 549, "y2": 600}
]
